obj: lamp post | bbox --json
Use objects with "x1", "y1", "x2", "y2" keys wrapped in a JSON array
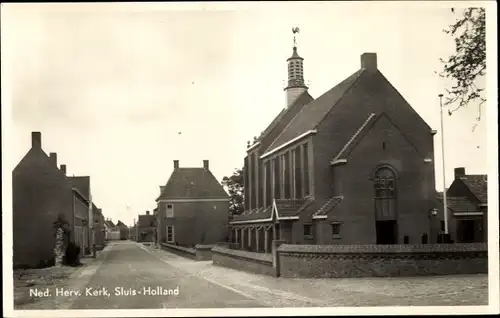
[{"x1": 439, "y1": 94, "x2": 449, "y2": 236}]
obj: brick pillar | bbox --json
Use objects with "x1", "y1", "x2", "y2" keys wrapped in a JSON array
[
  {"x1": 248, "y1": 228, "x2": 252, "y2": 251},
  {"x1": 272, "y1": 239, "x2": 286, "y2": 277},
  {"x1": 240, "y1": 228, "x2": 245, "y2": 249},
  {"x1": 235, "y1": 228, "x2": 239, "y2": 243},
  {"x1": 256, "y1": 228, "x2": 260, "y2": 252},
  {"x1": 264, "y1": 228, "x2": 269, "y2": 253}
]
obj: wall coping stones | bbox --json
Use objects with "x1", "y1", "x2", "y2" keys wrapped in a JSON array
[
  {"x1": 194, "y1": 244, "x2": 214, "y2": 250},
  {"x1": 212, "y1": 245, "x2": 273, "y2": 264},
  {"x1": 161, "y1": 243, "x2": 196, "y2": 255},
  {"x1": 277, "y1": 243, "x2": 488, "y2": 254}
]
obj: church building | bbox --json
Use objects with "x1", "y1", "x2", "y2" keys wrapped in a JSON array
[{"x1": 229, "y1": 34, "x2": 438, "y2": 252}]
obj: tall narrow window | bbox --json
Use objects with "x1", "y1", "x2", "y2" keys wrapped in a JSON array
[
  {"x1": 284, "y1": 152, "x2": 291, "y2": 198},
  {"x1": 274, "y1": 157, "x2": 281, "y2": 199},
  {"x1": 244, "y1": 157, "x2": 249, "y2": 210},
  {"x1": 265, "y1": 161, "x2": 272, "y2": 206},
  {"x1": 251, "y1": 154, "x2": 256, "y2": 209},
  {"x1": 374, "y1": 166, "x2": 397, "y2": 220},
  {"x1": 294, "y1": 147, "x2": 302, "y2": 198},
  {"x1": 166, "y1": 225, "x2": 174, "y2": 243},
  {"x1": 303, "y1": 143, "x2": 310, "y2": 196}
]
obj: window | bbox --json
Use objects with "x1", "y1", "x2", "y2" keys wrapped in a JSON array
[
  {"x1": 166, "y1": 204, "x2": 174, "y2": 218},
  {"x1": 303, "y1": 143, "x2": 310, "y2": 196},
  {"x1": 166, "y1": 225, "x2": 174, "y2": 243},
  {"x1": 331, "y1": 222, "x2": 342, "y2": 238},
  {"x1": 374, "y1": 168, "x2": 396, "y2": 199},
  {"x1": 303, "y1": 224, "x2": 312, "y2": 237}
]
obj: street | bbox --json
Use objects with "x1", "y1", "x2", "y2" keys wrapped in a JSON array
[
  {"x1": 68, "y1": 241, "x2": 263, "y2": 309},
  {"x1": 19, "y1": 240, "x2": 488, "y2": 309}
]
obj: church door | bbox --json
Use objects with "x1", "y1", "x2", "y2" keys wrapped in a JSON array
[{"x1": 374, "y1": 166, "x2": 398, "y2": 244}]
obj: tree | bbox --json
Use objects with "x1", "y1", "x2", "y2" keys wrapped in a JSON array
[
  {"x1": 439, "y1": 8, "x2": 486, "y2": 120},
  {"x1": 53, "y1": 213, "x2": 70, "y2": 267},
  {"x1": 221, "y1": 168, "x2": 244, "y2": 217}
]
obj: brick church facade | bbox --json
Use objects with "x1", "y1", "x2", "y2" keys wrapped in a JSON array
[{"x1": 229, "y1": 44, "x2": 439, "y2": 252}]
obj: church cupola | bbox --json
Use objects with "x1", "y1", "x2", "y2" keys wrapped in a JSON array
[{"x1": 284, "y1": 27, "x2": 308, "y2": 107}]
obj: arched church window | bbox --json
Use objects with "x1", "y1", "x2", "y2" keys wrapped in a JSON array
[{"x1": 374, "y1": 167, "x2": 396, "y2": 199}]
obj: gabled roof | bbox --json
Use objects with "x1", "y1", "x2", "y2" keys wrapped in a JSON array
[
  {"x1": 138, "y1": 214, "x2": 155, "y2": 227},
  {"x1": 67, "y1": 176, "x2": 90, "y2": 200},
  {"x1": 264, "y1": 69, "x2": 364, "y2": 154},
  {"x1": 230, "y1": 206, "x2": 273, "y2": 223},
  {"x1": 312, "y1": 196, "x2": 344, "y2": 217},
  {"x1": 275, "y1": 197, "x2": 314, "y2": 218},
  {"x1": 437, "y1": 196, "x2": 481, "y2": 212},
  {"x1": 460, "y1": 175, "x2": 487, "y2": 203},
  {"x1": 156, "y1": 167, "x2": 228, "y2": 201},
  {"x1": 254, "y1": 91, "x2": 314, "y2": 145}
]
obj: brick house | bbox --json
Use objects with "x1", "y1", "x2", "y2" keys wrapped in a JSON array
[
  {"x1": 12, "y1": 132, "x2": 75, "y2": 268},
  {"x1": 156, "y1": 160, "x2": 229, "y2": 247},
  {"x1": 116, "y1": 220, "x2": 129, "y2": 240},
  {"x1": 229, "y1": 46, "x2": 438, "y2": 252},
  {"x1": 137, "y1": 210, "x2": 156, "y2": 243},
  {"x1": 66, "y1": 175, "x2": 104, "y2": 253},
  {"x1": 433, "y1": 167, "x2": 487, "y2": 243}
]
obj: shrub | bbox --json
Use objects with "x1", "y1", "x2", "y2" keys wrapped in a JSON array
[{"x1": 63, "y1": 242, "x2": 81, "y2": 266}]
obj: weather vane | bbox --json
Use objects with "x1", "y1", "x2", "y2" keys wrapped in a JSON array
[{"x1": 292, "y1": 27, "x2": 300, "y2": 47}]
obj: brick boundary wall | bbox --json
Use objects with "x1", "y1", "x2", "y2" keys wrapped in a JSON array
[
  {"x1": 160, "y1": 243, "x2": 196, "y2": 260},
  {"x1": 211, "y1": 245, "x2": 275, "y2": 276},
  {"x1": 194, "y1": 244, "x2": 215, "y2": 261},
  {"x1": 277, "y1": 243, "x2": 488, "y2": 278}
]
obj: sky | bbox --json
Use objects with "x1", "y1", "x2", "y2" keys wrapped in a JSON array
[{"x1": 2, "y1": 2, "x2": 495, "y2": 227}]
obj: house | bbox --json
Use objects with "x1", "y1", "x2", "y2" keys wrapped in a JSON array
[
  {"x1": 137, "y1": 210, "x2": 156, "y2": 243},
  {"x1": 12, "y1": 132, "x2": 74, "y2": 268},
  {"x1": 116, "y1": 220, "x2": 129, "y2": 240},
  {"x1": 93, "y1": 207, "x2": 106, "y2": 249},
  {"x1": 156, "y1": 160, "x2": 229, "y2": 247},
  {"x1": 433, "y1": 167, "x2": 487, "y2": 243},
  {"x1": 104, "y1": 219, "x2": 120, "y2": 241},
  {"x1": 229, "y1": 44, "x2": 438, "y2": 251},
  {"x1": 67, "y1": 175, "x2": 104, "y2": 254}
]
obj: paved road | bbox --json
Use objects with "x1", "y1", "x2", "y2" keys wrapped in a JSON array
[
  {"x1": 34, "y1": 240, "x2": 486, "y2": 309},
  {"x1": 69, "y1": 241, "x2": 263, "y2": 309}
]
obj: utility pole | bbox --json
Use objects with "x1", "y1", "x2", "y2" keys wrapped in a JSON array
[{"x1": 439, "y1": 94, "x2": 449, "y2": 237}]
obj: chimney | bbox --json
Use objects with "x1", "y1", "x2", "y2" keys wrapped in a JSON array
[
  {"x1": 60, "y1": 164, "x2": 67, "y2": 175},
  {"x1": 361, "y1": 53, "x2": 377, "y2": 71},
  {"x1": 32, "y1": 131, "x2": 42, "y2": 148},
  {"x1": 203, "y1": 160, "x2": 209, "y2": 170},
  {"x1": 159, "y1": 186, "x2": 165, "y2": 194},
  {"x1": 173, "y1": 160, "x2": 179, "y2": 169},
  {"x1": 454, "y1": 167, "x2": 466, "y2": 179},
  {"x1": 49, "y1": 153, "x2": 57, "y2": 167},
  {"x1": 146, "y1": 210, "x2": 150, "y2": 215}
]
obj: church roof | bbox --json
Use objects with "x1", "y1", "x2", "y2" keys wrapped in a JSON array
[
  {"x1": 264, "y1": 69, "x2": 364, "y2": 155},
  {"x1": 252, "y1": 91, "x2": 314, "y2": 149},
  {"x1": 156, "y1": 167, "x2": 228, "y2": 201},
  {"x1": 287, "y1": 46, "x2": 304, "y2": 61}
]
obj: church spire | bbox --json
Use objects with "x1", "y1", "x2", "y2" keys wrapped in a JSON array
[{"x1": 284, "y1": 27, "x2": 308, "y2": 107}]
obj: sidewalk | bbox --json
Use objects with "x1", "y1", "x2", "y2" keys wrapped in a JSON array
[
  {"x1": 148, "y1": 245, "x2": 488, "y2": 307},
  {"x1": 14, "y1": 243, "x2": 113, "y2": 310}
]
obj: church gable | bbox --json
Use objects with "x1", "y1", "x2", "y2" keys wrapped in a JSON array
[{"x1": 331, "y1": 112, "x2": 424, "y2": 165}]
